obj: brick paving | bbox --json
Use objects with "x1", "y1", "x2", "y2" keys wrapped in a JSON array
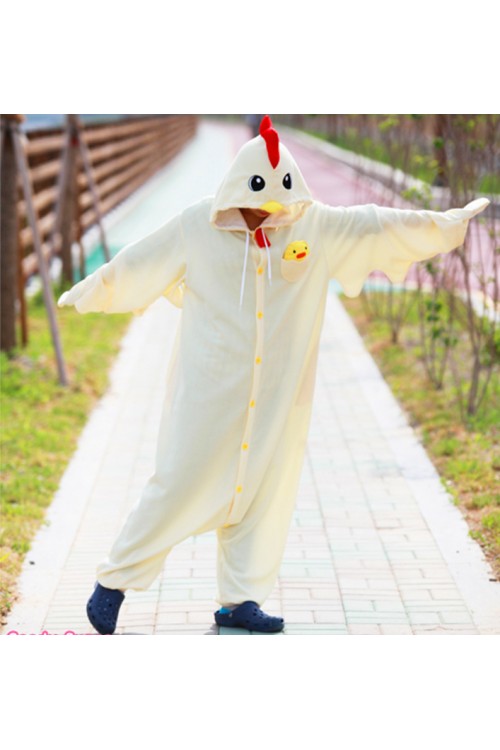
[{"x1": 4, "y1": 120, "x2": 500, "y2": 635}]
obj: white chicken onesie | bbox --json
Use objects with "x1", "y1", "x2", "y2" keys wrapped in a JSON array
[{"x1": 58, "y1": 116, "x2": 489, "y2": 617}]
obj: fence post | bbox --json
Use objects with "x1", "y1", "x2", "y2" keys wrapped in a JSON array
[
  {"x1": 75, "y1": 115, "x2": 111, "y2": 263},
  {"x1": 58, "y1": 114, "x2": 80, "y2": 283},
  {"x1": 0, "y1": 114, "x2": 23, "y2": 352},
  {"x1": 10, "y1": 117, "x2": 69, "y2": 386}
]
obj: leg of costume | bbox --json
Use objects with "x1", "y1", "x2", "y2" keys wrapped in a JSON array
[
  {"x1": 96, "y1": 331, "x2": 245, "y2": 592},
  {"x1": 96, "y1": 472, "x2": 230, "y2": 591},
  {"x1": 216, "y1": 406, "x2": 310, "y2": 607}
]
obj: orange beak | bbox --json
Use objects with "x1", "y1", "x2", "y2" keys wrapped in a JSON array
[{"x1": 260, "y1": 201, "x2": 284, "y2": 214}]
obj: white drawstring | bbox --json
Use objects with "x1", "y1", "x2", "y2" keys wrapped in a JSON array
[
  {"x1": 261, "y1": 231, "x2": 272, "y2": 285},
  {"x1": 239, "y1": 230, "x2": 250, "y2": 309}
]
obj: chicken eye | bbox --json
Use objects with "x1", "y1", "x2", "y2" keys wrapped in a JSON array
[
  {"x1": 283, "y1": 173, "x2": 292, "y2": 189},
  {"x1": 248, "y1": 175, "x2": 266, "y2": 191}
]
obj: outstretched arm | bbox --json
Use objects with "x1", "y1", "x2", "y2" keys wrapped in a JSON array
[
  {"x1": 57, "y1": 211, "x2": 186, "y2": 314},
  {"x1": 320, "y1": 198, "x2": 489, "y2": 297}
]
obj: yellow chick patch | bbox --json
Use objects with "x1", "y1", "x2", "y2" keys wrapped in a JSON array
[{"x1": 283, "y1": 241, "x2": 310, "y2": 262}]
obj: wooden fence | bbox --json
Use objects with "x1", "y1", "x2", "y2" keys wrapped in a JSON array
[
  {"x1": 0, "y1": 114, "x2": 198, "y2": 353},
  {"x1": 18, "y1": 114, "x2": 197, "y2": 277}
]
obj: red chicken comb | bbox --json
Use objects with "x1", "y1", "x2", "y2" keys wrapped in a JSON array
[{"x1": 259, "y1": 115, "x2": 280, "y2": 169}]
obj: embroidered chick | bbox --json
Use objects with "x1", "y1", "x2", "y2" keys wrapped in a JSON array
[{"x1": 283, "y1": 241, "x2": 309, "y2": 262}]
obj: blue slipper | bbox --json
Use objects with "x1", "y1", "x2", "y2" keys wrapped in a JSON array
[
  {"x1": 86, "y1": 582, "x2": 125, "y2": 635},
  {"x1": 214, "y1": 601, "x2": 285, "y2": 633}
]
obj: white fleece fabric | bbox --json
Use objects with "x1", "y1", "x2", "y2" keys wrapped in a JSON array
[{"x1": 58, "y1": 124, "x2": 489, "y2": 607}]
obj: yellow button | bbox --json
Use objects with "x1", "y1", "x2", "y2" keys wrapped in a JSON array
[
  {"x1": 255, "y1": 357, "x2": 261, "y2": 364},
  {"x1": 257, "y1": 312, "x2": 263, "y2": 319},
  {"x1": 249, "y1": 400, "x2": 255, "y2": 408},
  {"x1": 236, "y1": 486, "x2": 243, "y2": 493},
  {"x1": 257, "y1": 267, "x2": 264, "y2": 275},
  {"x1": 242, "y1": 443, "x2": 249, "y2": 450}
]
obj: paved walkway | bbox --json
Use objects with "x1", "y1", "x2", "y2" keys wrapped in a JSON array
[{"x1": 4, "y1": 120, "x2": 500, "y2": 635}]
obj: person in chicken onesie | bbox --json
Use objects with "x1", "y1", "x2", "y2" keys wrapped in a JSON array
[{"x1": 58, "y1": 115, "x2": 489, "y2": 635}]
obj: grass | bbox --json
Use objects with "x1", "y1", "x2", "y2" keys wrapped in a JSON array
[
  {"x1": 306, "y1": 126, "x2": 499, "y2": 195},
  {"x1": 306, "y1": 128, "x2": 438, "y2": 184},
  {"x1": 341, "y1": 290, "x2": 500, "y2": 580},
  {"x1": 0, "y1": 287, "x2": 132, "y2": 625}
]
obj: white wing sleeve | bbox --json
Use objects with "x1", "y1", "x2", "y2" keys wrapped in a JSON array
[
  {"x1": 320, "y1": 198, "x2": 489, "y2": 297},
  {"x1": 57, "y1": 211, "x2": 186, "y2": 314}
]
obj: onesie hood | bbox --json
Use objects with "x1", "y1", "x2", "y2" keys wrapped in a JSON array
[{"x1": 210, "y1": 116, "x2": 313, "y2": 231}]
